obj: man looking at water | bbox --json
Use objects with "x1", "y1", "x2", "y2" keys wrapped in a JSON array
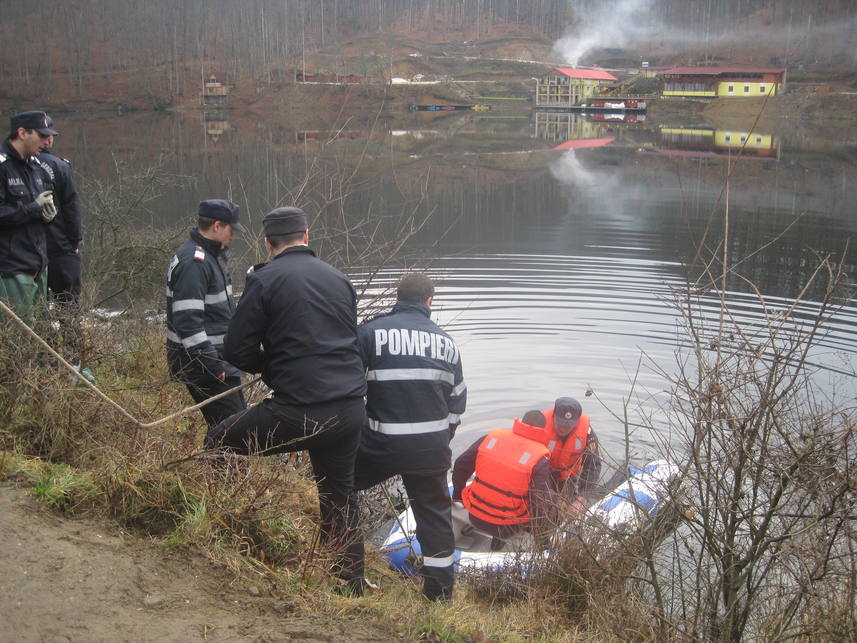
[
  {"x1": 353, "y1": 272, "x2": 466, "y2": 602},
  {"x1": 205, "y1": 206, "x2": 367, "y2": 596},
  {"x1": 541, "y1": 397, "x2": 601, "y2": 508},
  {"x1": 0, "y1": 111, "x2": 58, "y2": 322},
  {"x1": 36, "y1": 114, "x2": 83, "y2": 309},
  {"x1": 166, "y1": 199, "x2": 247, "y2": 427}
]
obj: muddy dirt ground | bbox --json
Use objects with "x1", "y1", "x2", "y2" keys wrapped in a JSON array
[{"x1": 0, "y1": 480, "x2": 397, "y2": 643}]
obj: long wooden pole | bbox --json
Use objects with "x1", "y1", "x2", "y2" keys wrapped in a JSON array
[{"x1": 0, "y1": 299, "x2": 259, "y2": 429}]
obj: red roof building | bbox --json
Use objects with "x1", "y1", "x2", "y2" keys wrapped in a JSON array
[
  {"x1": 553, "y1": 67, "x2": 619, "y2": 82},
  {"x1": 536, "y1": 67, "x2": 618, "y2": 108},
  {"x1": 660, "y1": 67, "x2": 786, "y2": 98}
]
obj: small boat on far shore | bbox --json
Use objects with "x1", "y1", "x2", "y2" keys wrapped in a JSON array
[{"x1": 409, "y1": 104, "x2": 491, "y2": 112}]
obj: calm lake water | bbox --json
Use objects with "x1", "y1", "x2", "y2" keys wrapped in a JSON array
[{"x1": 55, "y1": 107, "x2": 857, "y2": 468}]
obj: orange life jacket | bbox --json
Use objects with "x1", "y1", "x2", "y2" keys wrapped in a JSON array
[
  {"x1": 542, "y1": 409, "x2": 591, "y2": 481},
  {"x1": 461, "y1": 429, "x2": 550, "y2": 526},
  {"x1": 511, "y1": 416, "x2": 550, "y2": 444}
]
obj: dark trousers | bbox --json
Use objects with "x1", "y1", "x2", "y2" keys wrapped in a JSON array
[
  {"x1": 168, "y1": 347, "x2": 246, "y2": 428},
  {"x1": 467, "y1": 513, "x2": 528, "y2": 539},
  {"x1": 184, "y1": 375, "x2": 246, "y2": 428},
  {"x1": 47, "y1": 252, "x2": 82, "y2": 306},
  {"x1": 355, "y1": 454, "x2": 455, "y2": 601},
  {"x1": 205, "y1": 396, "x2": 365, "y2": 584}
]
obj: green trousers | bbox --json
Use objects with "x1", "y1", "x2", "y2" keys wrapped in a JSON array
[{"x1": 0, "y1": 271, "x2": 48, "y2": 324}]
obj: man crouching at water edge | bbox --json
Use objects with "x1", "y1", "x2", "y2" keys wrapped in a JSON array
[
  {"x1": 166, "y1": 199, "x2": 247, "y2": 428},
  {"x1": 205, "y1": 206, "x2": 367, "y2": 596},
  {"x1": 452, "y1": 410, "x2": 556, "y2": 548}
]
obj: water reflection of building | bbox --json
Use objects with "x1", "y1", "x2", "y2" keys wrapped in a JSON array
[
  {"x1": 535, "y1": 68, "x2": 618, "y2": 108},
  {"x1": 534, "y1": 111, "x2": 626, "y2": 149},
  {"x1": 657, "y1": 127, "x2": 780, "y2": 159},
  {"x1": 203, "y1": 112, "x2": 232, "y2": 143}
]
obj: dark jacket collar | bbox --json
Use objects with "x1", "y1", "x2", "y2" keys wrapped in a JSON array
[
  {"x1": 190, "y1": 227, "x2": 223, "y2": 256},
  {"x1": 391, "y1": 300, "x2": 431, "y2": 318},
  {"x1": 1, "y1": 139, "x2": 29, "y2": 163},
  {"x1": 272, "y1": 244, "x2": 315, "y2": 261}
]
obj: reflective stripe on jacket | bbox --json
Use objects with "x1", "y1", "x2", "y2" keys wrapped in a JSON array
[
  {"x1": 461, "y1": 429, "x2": 550, "y2": 526},
  {"x1": 357, "y1": 300, "x2": 466, "y2": 474},
  {"x1": 542, "y1": 409, "x2": 591, "y2": 481},
  {"x1": 165, "y1": 228, "x2": 239, "y2": 378}
]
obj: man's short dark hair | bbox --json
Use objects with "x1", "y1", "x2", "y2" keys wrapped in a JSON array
[
  {"x1": 266, "y1": 230, "x2": 306, "y2": 248},
  {"x1": 521, "y1": 410, "x2": 547, "y2": 428},
  {"x1": 197, "y1": 216, "x2": 217, "y2": 231},
  {"x1": 397, "y1": 273, "x2": 435, "y2": 303}
]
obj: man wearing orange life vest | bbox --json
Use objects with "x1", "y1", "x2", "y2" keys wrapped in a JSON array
[
  {"x1": 451, "y1": 410, "x2": 556, "y2": 544},
  {"x1": 542, "y1": 397, "x2": 602, "y2": 505}
]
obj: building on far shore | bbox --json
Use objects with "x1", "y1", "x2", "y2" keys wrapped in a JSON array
[
  {"x1": 660, "y1": 67, "x2": 786, "y2": 98},
  {"x1": 535, "y1": 68, "x2": 618, "y2": 108},
  {"x1": 201, "y1": 75, "x2": 230, "y2": 106}
]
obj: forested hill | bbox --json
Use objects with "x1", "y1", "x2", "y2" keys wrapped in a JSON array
[{"x1": 1, "y1": 0, "x2": 855, "y2": 109}]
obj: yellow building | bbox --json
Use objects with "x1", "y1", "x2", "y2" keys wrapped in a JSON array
[
  {"x1": 660, "y1": 67, "x2": 786, "y2": 98},
  {"x1": 658, "y1": 127, "x2": 779, "y2": 159},
  {"x1": 536, "y1": 68, "x2": 618, "y2": 108}
]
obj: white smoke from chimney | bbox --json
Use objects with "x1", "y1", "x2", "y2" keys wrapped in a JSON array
[
  {"x1": 551, "y1": 0, "x2": 855, "y2": 69},
  {"x1": 552, "y1": 0, "x2": 658, "y2": 67}
]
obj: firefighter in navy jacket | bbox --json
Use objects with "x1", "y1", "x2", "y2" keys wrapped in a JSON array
[
  {"x1": 166, "y1": 199, "x2": 247, "y2": 427},
  {"x1": 353, "y1": 273, "x2": 466, "y2": 601},
  {"x1": 0, "y1": 111, "x2": 57, "y2": 320}
]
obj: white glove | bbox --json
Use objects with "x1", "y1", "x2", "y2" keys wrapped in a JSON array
[{"x1": 35, "y1": 190, "x2": 57, "y2": 223}]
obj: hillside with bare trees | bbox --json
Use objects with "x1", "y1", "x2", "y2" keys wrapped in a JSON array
[{"x1": 1, "y1": 0, "x2": 856, "y2": 110}]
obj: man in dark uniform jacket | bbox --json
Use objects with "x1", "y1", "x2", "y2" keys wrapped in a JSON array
[
  {"x1": 206, "y1": 206, "x2": 367, "y2": 596},
  {"x1": 36, "y1": 114, "x2": 83, "y2": 307},
  {"x1": 0, "y1": 110, "x2": 58, "y2": 321},
  {"x1": 354, "y1": 273, "x2": 466, "y2": 601},
  {"x1": 166, "y1": 199, "x2": 247, "y2": 428}
]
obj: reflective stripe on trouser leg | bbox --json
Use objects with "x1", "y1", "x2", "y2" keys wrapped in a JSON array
[{"x1": 402, "y1": 472, "x2": 455, "y2": 600}]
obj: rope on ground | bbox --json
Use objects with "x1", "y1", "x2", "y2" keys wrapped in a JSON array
[{"x1": 0, "y1": 299, "x2": 260, "y2": 429}]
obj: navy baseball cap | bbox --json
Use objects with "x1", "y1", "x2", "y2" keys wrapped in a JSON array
[
  {"x1": 11, "y1": 111, "x2": 58, "y2": 136},
  {"x1": 554, "y1": 397, "x2": 582, "y2": 428},
  {"x1": 197, "y1": 199, "x2": 245, "y2": 232}
]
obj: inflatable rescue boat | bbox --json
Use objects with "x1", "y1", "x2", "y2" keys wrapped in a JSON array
[{"x1": 381, "y1": 459, "x2": 679, "y2": 576}]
